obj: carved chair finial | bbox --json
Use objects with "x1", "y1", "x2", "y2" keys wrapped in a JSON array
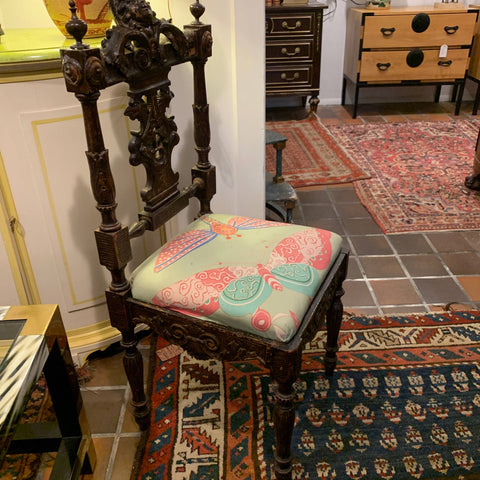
[
  {"x1": 65, "y1": 0, "x2": 89, "y2": 49},
  {"x1": 190, "y1": 0, "x2": 205, "y2": 24}
]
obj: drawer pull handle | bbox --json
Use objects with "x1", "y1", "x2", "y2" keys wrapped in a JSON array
[
  {"x1": 281, "y1": 47, "x2": 301, "y2": 56},
  {"x1": 438, "y1": 60, "x2": 453, "y2": 67},
  {"x1": 282, "y1": 20, "x2": 302, "y2": 30},
  {"x1": 444, "y1": 25, "x2": 459, "y2": 35},
  {"x1": 380, "y1": 27, "x2": 396, "y2": 36},
  {"x1": 281, "y1": 72, "x2": 300, "y2": 81},
  {"x1": 376, "y1": 62, "x2": 391, "y2": 71}
]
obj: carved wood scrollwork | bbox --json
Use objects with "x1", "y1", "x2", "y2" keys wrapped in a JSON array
[
  {"x1": 125, "y1": 87, "x2": 180, "y2": 210},
  {"x1": 102, "y1": 0, "x2": 190, "y2": 80},
  {"x1": 133, "y1": 313, "x2": 266, "y2": 361}
]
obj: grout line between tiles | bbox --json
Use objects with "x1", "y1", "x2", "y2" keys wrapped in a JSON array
[{"x1": 104, "y1": 386, "x2": 132, "y2": 480}]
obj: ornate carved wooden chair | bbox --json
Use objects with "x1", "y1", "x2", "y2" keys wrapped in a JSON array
[{"x1": 61, "y1": 1, "x2": 349, "y2": 478}]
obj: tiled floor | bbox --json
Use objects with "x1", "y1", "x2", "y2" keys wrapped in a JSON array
[{"x1": 58, "y1": 101, "x2": 480, "y2": 478}]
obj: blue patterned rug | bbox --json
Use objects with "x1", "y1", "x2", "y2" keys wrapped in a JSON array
[{"x1": 135, "y1": 311, "x2": 480, "y2": 480}]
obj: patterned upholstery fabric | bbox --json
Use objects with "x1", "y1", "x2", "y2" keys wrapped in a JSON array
[{"x1": 131, "y1": 214, "x2": 343, "y2": 343}]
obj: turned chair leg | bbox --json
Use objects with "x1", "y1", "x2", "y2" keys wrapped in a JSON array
[
  {"x1": 121, "y1": 327, "x2": 151, "y2": 430},
  {"x1": 324, "y1": 283, "x2": 346, "y2": 377},
  {"x1": 269, "y1": 350, "x2": 302, "y2": 480}
]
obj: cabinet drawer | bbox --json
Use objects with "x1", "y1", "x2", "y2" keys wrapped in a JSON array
[
  {"x1": 266, "y1": 13, "x2": 315, "y2": 36},
  {"x1": 266, "y1": 65, "x2": 313, "y2": 89},
  {"x1": 266, "y1": 40, "x2": 313, "y2": 62},
  {"x1": 363, "y1": 12, "x2": 476, "y2": 48},
  {"x1": 359, "y1": 48, "x2": 470, "y2": 81}
]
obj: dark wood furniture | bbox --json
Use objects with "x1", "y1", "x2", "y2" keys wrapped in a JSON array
[
  {"x1": 0, "y1": 305, "x2": 95, "y2": 479},
  {"x1": 60, "y1": 1, "x2": 348, "y2": 478},
  {"x1": 266, "y1": 4, "x2": 326, "y2": 114},
  {"x1": 265, "y1": 129, "x2": 297, "y2": 223},
  {"x1": 343, "y1": 6, "x2": 478, "y2": 118}
]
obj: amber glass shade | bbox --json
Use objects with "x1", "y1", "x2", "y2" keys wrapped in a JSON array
[{"x1": 43, "y1": 0, "x2": 113, "y2": 38}]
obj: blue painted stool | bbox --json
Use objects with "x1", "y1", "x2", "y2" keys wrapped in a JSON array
[{"x1": 265, "y1": 129, "x2": 297, "y2": 223}]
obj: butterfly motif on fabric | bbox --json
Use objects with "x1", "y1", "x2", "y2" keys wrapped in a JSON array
[
  {"x1": 154, "y1": 216, "x2": 284, "y2": 272},
  {"x1": 151, "y1": 216, "x2": 333, "y2": 339}
]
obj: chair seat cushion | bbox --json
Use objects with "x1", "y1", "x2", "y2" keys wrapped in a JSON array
[{"x1": 130, "y1": 214, "x2": 343, "y2": 343}]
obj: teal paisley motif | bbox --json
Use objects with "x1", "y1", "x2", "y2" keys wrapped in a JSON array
[
  {"x1": 219, "y1": 274, "x2": 272, "y2": 317},
  {"x1": 271, "y1": 263, "x2": 319, "y2": 296}
]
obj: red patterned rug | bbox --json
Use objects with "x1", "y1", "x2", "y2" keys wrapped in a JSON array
[
  {"x1": 327, "y1": 120, "x2": 480, "y2": 233},
  {"x1": 265, "y1": 118, "x2": 369, "y2": 187},
  {"x1": 133, "y1": 310, "x2": 480, "y2": 480}
]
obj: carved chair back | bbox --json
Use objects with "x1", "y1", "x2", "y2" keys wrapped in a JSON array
[{"x1": 61, "y1": 0, "x2": 215, "y2": 292}]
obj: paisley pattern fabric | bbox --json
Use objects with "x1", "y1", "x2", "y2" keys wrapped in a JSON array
[{"x1": 130, "y1": 213, "x2": 342, "y2": 342}]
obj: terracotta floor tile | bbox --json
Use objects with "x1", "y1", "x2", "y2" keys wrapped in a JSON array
[
  {"x1": 425, "y1": 113, "x2": 452, "y2": 121},
  {"x1": 426, "y1": 232, "x2": 474, "y2": 252},
  {"x1": 82, "y1": 388, "x2": 126, "y2": 434},
  {"x1": 342, "y1": 280, "x2": 376, "y2": 307},
  {"x1": 110, "y1": 436, "x2": 142, "y2": 480},
  {"x1": 335, "y1": 203, "x2": 370, "y2": 219},
  {"x1": 440, "y1": 252, "x2": 480, "y2": 275},
  {"x1": 85, "y1": 347, "x2": 150, "y2": 387},
  {"x1": 350, "y1": 236, "x2": 394, "y2": 256},
  {"x1": 297, "y1": 189, "x2": 330, "y2": 204},
  {"x1": 388, "y1": 234, "x2": 433, "y2": 254},
  {"x1": 344, "y1": 306, "x2": 381, "y2": 316},
  {"x1": 384, "y1": 115, "x2": 409, "y2": 123},
  {"x1": 370, "y1": 279, "x2": 421, "y2": 305},
  {"x1": 302, "y1": 203, "x2": 337, "y2": 220},
  {"x1": 461, "y1": 231, "x2": 480, "y2": 250},
  {"x1": 414, "y1": 278, "x2": 470, "y2": 304},
  {"x1": 343, "y1": 218, "x2": 383, "y2": 235},
  {"x1": 400, "y1": 254, "x2": 448, "y2": 277},
  {"x1": 381, "y1": 305, "x2": 427, "y2": 315},
  {"x1": 307, "y1": 217, "x2": 345, "y2": 235},
  {"x1": 457, "y1": 276, "x2": 480, "y2": 301},
  {"x1": 359, "y1": 256, "x2": 405, "y2": 279},
  {"x1": 327, "y1": 187, "x2": 358, "y2": 203},
  {"x1": 319, "y1": 117, "x2": 341, "y2": 125},
  {"x1": 347, "y1": 258, "x2": 363, "y2": 280},
  {"x1": 81, "y1": 437, "x2": 114, "y2": 480}
]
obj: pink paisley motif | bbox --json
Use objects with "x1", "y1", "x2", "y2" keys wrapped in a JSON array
[
  {"x1": 251, "y1": 308, "x2": 271, "y2": 332},
  {"x1": 152, "y1": 266, "x2": 257, "y2": 317},
  {"x1": 268, "y1": 229, "x2": 332, "y2": 270},
  {"x1": 256, "y1": 264, "x2": 283, "y2": 291}
]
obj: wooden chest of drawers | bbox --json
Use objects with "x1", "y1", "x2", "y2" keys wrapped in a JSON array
[
  {"x1": 266, "y1": 4, "x2": 326, "y2": 114},
  {"x1": 343, "y1": 7, "x2": 478, "y2": 117}
]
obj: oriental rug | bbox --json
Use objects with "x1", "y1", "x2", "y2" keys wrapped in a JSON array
[
  {"x1": 134, "y1": 310, "x2": 480, "y2": 480},
  {"x1": 326, "y1": 120, "x2": 480, "y2": 233},
  {"x1": 265, "y1": 118, "x2": 369, "y2": 188}
]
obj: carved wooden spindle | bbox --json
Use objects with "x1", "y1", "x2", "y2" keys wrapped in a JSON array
[
  {"x1": 270, "y1": 350, "x2": 302, "y2": 480},
  {"x1": 192, "y1": 61, "x2": 211, "y2": 171},
  {"x1": 325, "y1": 256, "x2": 347, "y2": 376}
]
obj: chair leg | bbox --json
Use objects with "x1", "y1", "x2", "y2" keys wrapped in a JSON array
[
  {"x1": 324, "y1": 282, "x2": 345, "y2": 377},
  {"x1": 121, "y1": 328, "x2": 151, "y2": 430},
  {"x1": 269, "y1": 350, "x2": 302, "y2": 480}
]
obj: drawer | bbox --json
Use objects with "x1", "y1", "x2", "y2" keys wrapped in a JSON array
[
  {"x1": 266, "y1": 40, "x2": 313, "y2": 62},
  {"x1": 359, "y1": 48, "x2": 470, "y2": 82},
  {"x1": 266, "y1": 13, "x2": 315, "y2": 36},
  {"x1": 266, "y1": 65, "x2": 313, "y2": 90},
  {"x1": 363, "y1": 12, "x2": 476, "y2": 48}
]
